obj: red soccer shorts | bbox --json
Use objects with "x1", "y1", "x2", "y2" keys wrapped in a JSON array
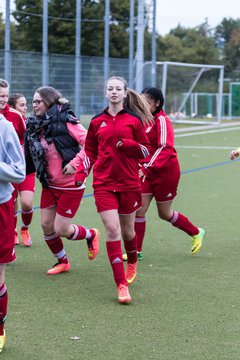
[
  {"x1": 0, "y1": 197, "x2": 16, "y2": 264},
  {"x1": 40, "y1": 187, "x2": 85, "y2": 218},
  {"x1": 141, "y1": 157, "x2": 180, "y2": 202},
  {"x1": 12, "y1": 173, "x2": 36, "y2": 201},
  {"x1": 94, "y1": 189, "x2": 142, "y2": 214}
]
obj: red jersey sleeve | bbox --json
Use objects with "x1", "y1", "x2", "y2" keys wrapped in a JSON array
[
  {"x1": 143, "y1": 111, "x2": 177, "y2": 173},
  {"x1": 75, "y1": 121, "x2": 98, "y2": 184},
  {"x1": 3, "y1": 106, "x2": 26, "y2": 145},
  {"x1": 117, "y1": 120, "x2": 150, "y2": 159},
  {"x1": 14, "y1": 115, "x2": 26, "y2": 145}
]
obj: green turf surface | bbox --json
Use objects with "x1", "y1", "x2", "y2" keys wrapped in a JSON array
[{"x1": 3, "y1": 123, "x2": 240, "y2": 359}]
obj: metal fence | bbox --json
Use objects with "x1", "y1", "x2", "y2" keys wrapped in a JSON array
[
  {"x1": 0, "y1": 49, "x2": 131, "y2": 117},
  {"x1": 0, "y1": 50, "x2": 227, "y2": 123}
]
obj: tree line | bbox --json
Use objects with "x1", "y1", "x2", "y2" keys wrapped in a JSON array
[{"x1": 1, "y1": 0, "x2": 240, "y2": 82}]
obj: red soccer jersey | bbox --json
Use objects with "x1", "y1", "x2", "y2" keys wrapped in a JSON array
[
  {"x1": 142, "y1": 109, "x2": 178, "y2": 174},
  {"x1": 2, "y1": 104, "x2": 26, "y2": 145},
  {"x1": 75, "y1": 108, "x2": 150, "y2": 192}
]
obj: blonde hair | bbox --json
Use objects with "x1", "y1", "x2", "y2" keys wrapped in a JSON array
[
  {"x1": 106, "y1": 76, "x2": 128, "y2": 90},
  {"x1": 124, "y1": 88, "x2": 153, "y2": 125}
]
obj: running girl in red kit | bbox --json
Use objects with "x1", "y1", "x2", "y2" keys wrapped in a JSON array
[
  {"x1": 24, "y1": 86, "x2": 100, "y2": 275},
  {"x1": 124, "y1": 87, "x2": 205, "y2": 261},
  {"x1": 0, "y1": 81, "x2": 30, "y2": 246},
  {"x1": 8, "y1": 93, "x2": 35, "y2": 247},
  {"x1": 75, "y1": 77, "x2": 151, "y2": 304}
]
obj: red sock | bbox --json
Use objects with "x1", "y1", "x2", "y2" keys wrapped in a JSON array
[
  {"x1": 0, "y1": 283, "x2": 8, "y2": 336},
  {"x1": 135, "y1": 216, "x2": 146, "y2": 252},
  {"x1": 44, "y1": 233, "x2": 68, "y2": 264},
  {"x1": 106, "y1": 241, "x2": 126, "y2": 286},
  {"x1": 67, "y1": 224, "x2": 88, "y2": 240},
  {"x1": 21, "y1": 208, "x2": 34, "y2": 230},
  {"x1": 123, "y1": 234, "x2": 138, "y2": 264},
  {"x1": 170, "y1": 211, "x2": 199, "y2": 236}
]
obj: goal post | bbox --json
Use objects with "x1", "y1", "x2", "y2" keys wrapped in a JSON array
[
  {"x1": 230, "y1": 82, "x2": 240, "y2": 118},
  {"x1": 136, "y1": 61, "x2": 224, "y2": 125}
]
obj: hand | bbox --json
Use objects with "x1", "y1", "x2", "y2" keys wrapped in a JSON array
[
  {"x1": 63, "y1": 163, "x2": 76, "y2": 175},
  {"x1": 139, "y1": 164, "x2": 148, "y2": 182},
  {"x1": 116, "y1": 140, "x2": 123, "y2": 148},
  {"x1": 75, "y1": 180, "x2": 83, "y2": 187},
  {"x1": 230, "y1": 149, "x2": 240, "y2": 160},
  {"x1": 139, "y1": 168, "x2": 146, "y2": 182}
]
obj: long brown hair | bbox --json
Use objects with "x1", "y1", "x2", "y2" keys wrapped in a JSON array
[
  {"x1": 35, "y1": 86, "x2": 66, "y2": 108},
  {"x1": 124, "y1": 88, "x2": 153, "y2": 125}
]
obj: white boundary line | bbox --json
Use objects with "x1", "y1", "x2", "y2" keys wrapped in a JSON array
[
  {"x1": 174, "y1": 121, "x2": 240, "y2": 133},
  {"x1": 175, "y1": 126, "x2": 240, "y2": 138},
  {"x1": 177, "y1": 146, "x2": 234, "y2": 149}
]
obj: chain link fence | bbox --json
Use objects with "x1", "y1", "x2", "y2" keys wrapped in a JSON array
[
  {"x1": 0, "y1": 50, "x2": 227, "y2": 123},
  {"x1": 0, "y1": 50, "x2": 131, "y2": 119}
]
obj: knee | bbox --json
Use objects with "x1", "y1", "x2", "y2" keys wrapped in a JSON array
[
  {"x1": 158, "y1": 210, "x2": 172, "y2": 221},
  {"x1": 122, "y1": 228, "x2": 135, "y2": 241},
  {"x1": 21, "y1": 201, "x2": 33, "y2": 212},
  {"x1": 41, "y1": 218, "x2": 53, "y2": 234},
  {"x1": 136, "y1": 208, "x2": 147, "y2": 217},
  {"x1": 158, "y1": 213, "x2": 168, "y2": 221},
  {"x1": 54, "y1": 223, "x2": 69, "y2": 237},
  {"x1": 105, "y1": 223, "x2": 121, "y2": 240},
  {"x1": 20, "y1": 195, "x2": 33, "y2": 211}
]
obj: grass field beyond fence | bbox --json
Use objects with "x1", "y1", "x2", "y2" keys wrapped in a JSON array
[{"x1": 3, "y1": 122, "x2": 240, "y2": 360}]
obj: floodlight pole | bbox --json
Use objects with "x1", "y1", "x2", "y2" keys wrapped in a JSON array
[
  {"x1": 135, "y1": 0, "x2": 145, "y2": 92},
  {"x1": 42, "y1": 0, "x2": 49, "y2": 85},
  {"x1": 151, "y1": 0, "x2": 156, "y2": 87},
  {"x1": 75, "y1": 0, "x2": 82, "y2": 118},
  {"x1": 129, "y1": 0, "x2": 134, "y2": 88},
  {"x1": 103, "y1": 0, "x2": 110, "y2": 106},
  {"x1": 4, "y1": 0, "x2": 11, "y2": 83}
]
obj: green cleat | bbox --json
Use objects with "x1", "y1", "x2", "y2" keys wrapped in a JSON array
[
  {"x1": 0, "y1": 330, "x2": 6, "y2": 353},
  {"x1": 122, "y1": 251, "x2": 143, "y2": 262},
  {"x1": 122, "y1": 253, "x2": 128, "y2": 261},
  {"x1": 191, "y1": 228, "x2": 205, "y2": 254}
]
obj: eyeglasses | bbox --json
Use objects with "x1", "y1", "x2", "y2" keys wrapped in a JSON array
[{"x1": 32, "y1": 99, "x2": 44, "y2": 105}]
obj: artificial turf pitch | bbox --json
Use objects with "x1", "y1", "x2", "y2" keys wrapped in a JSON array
[{"x1": 3, "y1": 123, "x2": 240, "y2": 360}]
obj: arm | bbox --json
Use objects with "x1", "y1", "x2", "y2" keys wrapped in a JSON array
[
  {"x1": 142, "y1": 114, "x2": 175, "y2": 174},
  {"x1": 75, "y1": 122, "x2": 98, "y2": 186},
  {"x1": 63, "y1": 122, "x2": 87, "y2": 174},
  {"x1": 0, "y1": 120, "x2": 26, "y2": 184},
  {"x1": 230, "y1": 147, "x2": 240, "y2": 160},
  {"x1": 116, "y1": 120, "x2": 150, "y2": 159},
  {"x1": 10, "y1": 110, "x2": 26, "y2": 144}
]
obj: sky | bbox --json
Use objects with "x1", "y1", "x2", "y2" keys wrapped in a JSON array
[
  {"x1": 0, "y1": 0, "x2": 239, "y2": 36},
  {"x1": 155, "y1": 0, "x2": 239, "y2": 35}
]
